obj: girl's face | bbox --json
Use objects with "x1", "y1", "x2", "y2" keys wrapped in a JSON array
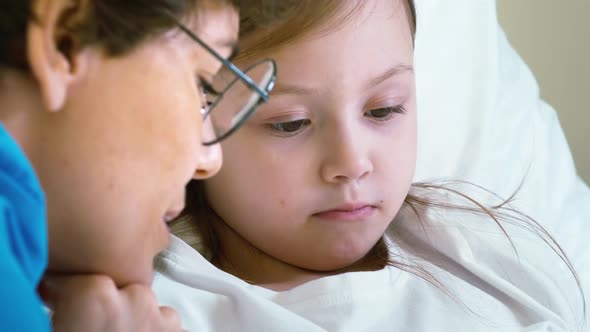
[
  {"x1": 39, "y1": 2, "x2": 237, "y2": 285},
  {"x1": 205, "y1": 0, "x2": 415, "y2": 274}
]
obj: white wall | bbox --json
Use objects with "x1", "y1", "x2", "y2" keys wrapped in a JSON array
[{"x1": 497, "y1": 1, "x2": 590, "y2": 183}]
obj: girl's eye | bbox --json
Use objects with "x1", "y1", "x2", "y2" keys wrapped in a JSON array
[
  {"x1": 267, "y1": 119, "x2": 311, "y2": 135},
  {"x1": 365, "y1": 106, "x2": 406, "y2": 121}
]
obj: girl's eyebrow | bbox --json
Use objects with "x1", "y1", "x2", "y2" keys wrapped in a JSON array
[
  {"x1": 364, "y1": 64, "x2": 414, "y2": 89},
  {"x1": 269, "y1": 64, "x2": 414, "y2": 97},
  {"x1": 269, "y1": 84, "x2": 319, "y2": 97}
]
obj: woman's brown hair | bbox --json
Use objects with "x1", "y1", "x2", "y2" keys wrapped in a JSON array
[{"x1": 0, "y1": 0, "x2": 238, "y2": 71}]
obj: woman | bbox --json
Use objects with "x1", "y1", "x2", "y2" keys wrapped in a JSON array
[{"x1": 0, "y1": 0, "x2": 275, "y2": 330}]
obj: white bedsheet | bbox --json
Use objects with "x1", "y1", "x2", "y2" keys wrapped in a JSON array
[{"x1": 412, "y1": 0, "x2": 590, "y2": 303}]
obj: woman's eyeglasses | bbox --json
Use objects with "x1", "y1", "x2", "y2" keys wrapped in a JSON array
[{"x1": 170, "y1": 16, "x2": 276, "y2": 145}]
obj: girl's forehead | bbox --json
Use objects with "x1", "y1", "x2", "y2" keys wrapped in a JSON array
[
  {"x1": 265, "y1": 4, "x2": 413, "y2": 79},
  {"x1": 235, "y1": 0, "x2": 413, "y2": 64}
]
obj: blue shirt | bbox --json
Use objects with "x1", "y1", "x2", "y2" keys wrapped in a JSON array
[{"x1": 0, "y1": 124, "x2": 50, "y2": 331}]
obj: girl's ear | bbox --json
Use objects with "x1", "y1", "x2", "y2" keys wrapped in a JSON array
[{"x1": 27, "y1": 0, "x2": 92, "y2": 112}]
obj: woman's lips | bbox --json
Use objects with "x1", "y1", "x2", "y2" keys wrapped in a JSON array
[{"x1": 162, "y1": 209, "x2": 182, "y2": 224}]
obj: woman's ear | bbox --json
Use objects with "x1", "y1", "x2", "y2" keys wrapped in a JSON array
[{"x1": 26, "y1": 0, "x2": 92, "y2": 112}]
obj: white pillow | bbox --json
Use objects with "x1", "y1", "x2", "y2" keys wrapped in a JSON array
[{"x1": 413, "y1": 0, "x2": 590, "y2": 296}]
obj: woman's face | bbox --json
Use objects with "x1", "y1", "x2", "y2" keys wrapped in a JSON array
[
  {"x1": 40, "y1": 2, "x2": 238, "y2": 285},
  {"x1": 205, "y1": 0, "x2": 416, "y2": 273}
]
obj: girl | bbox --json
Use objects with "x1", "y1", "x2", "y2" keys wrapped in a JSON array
[
  {"x1": 0, "y1": 0, "x2": 274, "y2": 330},
  {"x1": 155, "y1": 0, "x2": 584, "y2": 330}
]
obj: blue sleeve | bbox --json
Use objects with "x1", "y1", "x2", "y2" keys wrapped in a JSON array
[
  {"x1": 0, "y1": 197, "x2": 51, "y2": 332},
  {"x1": 1, "y1": 124, "x2": 50, "y2": 331}
]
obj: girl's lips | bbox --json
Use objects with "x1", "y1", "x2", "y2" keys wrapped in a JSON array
[{"x1": 313, "y1": 205, "x2": 375, "y2": 221}]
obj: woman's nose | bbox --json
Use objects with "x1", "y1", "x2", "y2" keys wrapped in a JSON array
[{"x1": 193, "y1": 116, "x2": 222, "y2": 179}]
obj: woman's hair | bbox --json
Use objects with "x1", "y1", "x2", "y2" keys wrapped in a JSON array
[
  {"x1": 0, "y1": 0, "x2": 238, "y2": 71},
  {"x1": 171, "y1": 0, "x2": 585, "y2": 318}
]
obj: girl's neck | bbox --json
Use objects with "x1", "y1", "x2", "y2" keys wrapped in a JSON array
[{"x1": 212, "y1": 221, "x2": 386, "y2": 291}]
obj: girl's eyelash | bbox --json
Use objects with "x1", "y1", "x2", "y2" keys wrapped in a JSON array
[
  {"x1": 266, "y1": 119, "x2": 311, "y2": 136},
  {"x1": 365, "y1": 105, "x2": 406, "y2": 121},
  {"x1": 263, "y1": 105, "x2": 405, "y2": 137},
  {"x1": 393, "y1": 105, "x2": 407, "y2": 114}
]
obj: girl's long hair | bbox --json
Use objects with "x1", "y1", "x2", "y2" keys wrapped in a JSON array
[{"x1": 170, "y1": 0, "x2": 585, "y2": 322}]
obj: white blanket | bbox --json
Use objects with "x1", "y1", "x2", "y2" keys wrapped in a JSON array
[{"x1": 154, "y1": 211, "x2": 584, "y2": 331}]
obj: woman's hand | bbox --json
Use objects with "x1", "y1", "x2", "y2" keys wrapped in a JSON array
[{"x1": 40, "y1": 274, "x2": 182, "y2": 332}]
